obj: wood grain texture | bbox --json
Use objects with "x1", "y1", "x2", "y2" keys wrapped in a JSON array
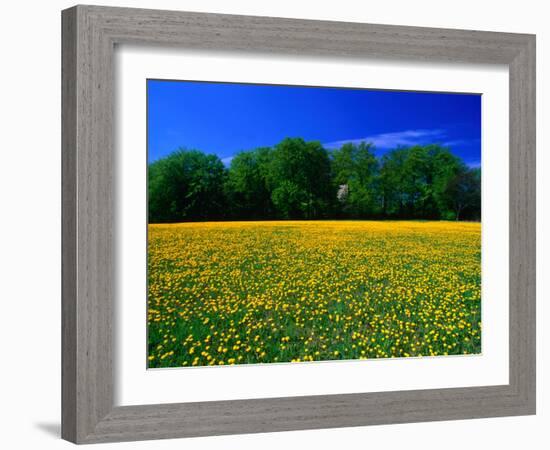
[
  {"x1": 61, "y1": 4, "x2": 536, "y2": 444},
  {"x1": 61, "y1": 6, "x2": 77, "y2": 442},
  {"x1": 508, "y1": 36, "x2": 536, "y2": 408}
]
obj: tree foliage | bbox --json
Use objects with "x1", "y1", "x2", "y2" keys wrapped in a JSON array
[
  {"x1": 148, "y1": 140, "x2": 481, "y2": 223},
  {"x1": 267, "y1": 138, "x2": 333, "y2": 219},
  {"x1": 224, "y1": 148, "x2": 272, "y2": 219},
  {"x1": 148, "y1": 149, "x2": 226, "y2": 223},
  {"x1": 332, "y1": 142, "x2": 379, "y2": 217},
  {"x1": 378, "y1": 145, "x2": 469, "y2": 219}
]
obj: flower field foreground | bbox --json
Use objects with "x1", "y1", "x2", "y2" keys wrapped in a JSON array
[{"x1": 147, "y1": 221, "x2": 481, "y2": 368}]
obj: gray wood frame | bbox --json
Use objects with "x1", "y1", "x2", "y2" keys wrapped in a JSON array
[{"x1": 62, "y1": 4, "x2": 536, "y2": 444}]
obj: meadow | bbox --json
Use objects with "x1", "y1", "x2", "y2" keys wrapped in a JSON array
[{"x1": 147, "y1": 221, "x2": 481, "y2": 368}]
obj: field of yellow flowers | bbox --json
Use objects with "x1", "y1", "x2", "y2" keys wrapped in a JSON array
[{"x1": 147, "y1": 221, "x2": 481, "y2": 368}]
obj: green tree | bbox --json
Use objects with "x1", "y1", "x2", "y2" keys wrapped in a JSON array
[
  {"x1": 443, "y1": 166, "x2": 481, "y2": 220},
  {"x1": 332, "y1": 142, "x2": 379, "y2": 217},
  {"x1": 148, "y1": 149, "x2": 227, "y2": 222},
  {"x1": 379, "y1": 145, "x2": 463, "y2": 219},
  {"x1": 147, "y1": 141, "x2": 480, "y2": 223},
  {"x1": 428, "y1": 145, "x2": 464, "y2": 219},
  {"x1": 225, "y1": 148, "x2": 272, "y2": 219},
  {"x1": 379, "y1": 148, "x2": 409, "y2": 217},
  {"x1": 267, "y1": 138, "x2": 333, "y2": 218},
  {"x1": 271, "y1": 180, "x2": 308, "y2": 219}
]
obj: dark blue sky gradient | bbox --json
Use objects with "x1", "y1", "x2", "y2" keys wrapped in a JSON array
[{"x1": 147, "y1": 80, "x2": 481, "y2": 167}]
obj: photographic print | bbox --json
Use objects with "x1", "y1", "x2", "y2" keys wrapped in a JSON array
[{"x1": 147, "y1": 80, "x2": 481, "y2": 369}]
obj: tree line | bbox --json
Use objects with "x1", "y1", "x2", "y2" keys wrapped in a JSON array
[{"x1": 148, "y1": 138, "x2": 481, "y2": 223}]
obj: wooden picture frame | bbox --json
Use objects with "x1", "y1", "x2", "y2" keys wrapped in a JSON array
[{"x1": 61, "y1": 5, "x2": 536, "y2": 444}]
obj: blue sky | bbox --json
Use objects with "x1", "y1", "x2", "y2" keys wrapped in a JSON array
[{"x1": 148, "y1": 80, "x2": 481, "y2": 167}]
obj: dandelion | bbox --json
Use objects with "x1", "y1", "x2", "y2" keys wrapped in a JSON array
[{"x1": 147, "y1": 220, "x2": 481, "y2": 368}]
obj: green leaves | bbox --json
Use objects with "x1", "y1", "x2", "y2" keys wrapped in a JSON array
[
  {"x1": 267, "y1": 138, "x2": 333, "y2": 219},
  {"x1": 378, "y1": 144, "x2": 479, "y2": 219},
  {"x1": 271, "y1": 180, "x2": 308, "y2": 219},
  {"x1": 148, "y1": 149, "x2": 226, "y2": 222},
  {"x1": 147, "y1": 140, "x2": 481, "y2": 222},
  {"x1": 224, "y1": 147, "x2": 273, "y2": 219},
  {"x1": 332, "y1": 142, "x2": 378, "y2": 217}
]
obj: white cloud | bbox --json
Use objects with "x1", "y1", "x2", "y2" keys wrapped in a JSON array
[
  {"x1": 221, "y1": 155, "x2": 234, "y2": 166},
  {"x1": 442, "y1": 138, "x2": 481, "y2": 148},
  {"x1": 323, "y1": 129, "x2": 447, "y2": 149}
]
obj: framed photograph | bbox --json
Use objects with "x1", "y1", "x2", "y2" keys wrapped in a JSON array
[{"x1": 62, "y1": 5, "x2": 536, "y2": 444}]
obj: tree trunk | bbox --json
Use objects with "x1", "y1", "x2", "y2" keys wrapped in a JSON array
[{"x1": 455, "y1": 205, "x2": 462, "y2": 221}]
